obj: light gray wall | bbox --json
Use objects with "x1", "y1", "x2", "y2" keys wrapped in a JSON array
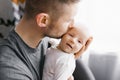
[{"x1": 89, "y1": 51, "x2": 118, "y2": 80}]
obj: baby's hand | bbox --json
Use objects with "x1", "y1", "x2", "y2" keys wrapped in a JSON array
[
  {"x1": 74, "y1": 37, "x2": 93, "y2": 59},
  {"x1": 68, "y1": 75, "x2": 74, "y2": 80}
]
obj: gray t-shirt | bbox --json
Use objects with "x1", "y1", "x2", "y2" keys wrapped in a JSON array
[{"x1": 0, "y1": 30, "x2": 49, "y2": 80}]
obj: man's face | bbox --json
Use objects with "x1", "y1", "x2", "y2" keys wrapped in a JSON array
[
  {"x1": 59, "y1": 27, "x2": 88, "y2": 53},
  {"x1": 45, "y1": 4, "x2": 79, "y2": 38}
]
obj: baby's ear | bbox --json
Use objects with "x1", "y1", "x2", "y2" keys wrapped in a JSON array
[{"x1": 84, "y1": 37, "x2": 93, "y2": 51}]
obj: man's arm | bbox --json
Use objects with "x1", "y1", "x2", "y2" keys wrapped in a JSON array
[{"x1": 0, "y1": 62, "x2": 32, "y2": 80}]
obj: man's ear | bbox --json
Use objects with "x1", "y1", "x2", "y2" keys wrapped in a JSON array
[{"x1": 36, "y1": 13, "x2": 50, "y2": 27}]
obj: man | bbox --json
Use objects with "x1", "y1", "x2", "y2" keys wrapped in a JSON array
[{"x1": 0, "y1": 0, "x2": 94, "y2": 80}]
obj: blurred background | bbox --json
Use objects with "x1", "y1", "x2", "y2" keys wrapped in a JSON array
[
  {"x1": 0, "y1": 0, "x2": 120, "y2": 80},
  {"x1": 77, "y1": 0, "x2": 120, "y2": 53},
  {"x1": 76, "y1": 0, "x2": 120, "y2": 80}
]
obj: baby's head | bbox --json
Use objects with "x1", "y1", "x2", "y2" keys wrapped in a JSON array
[{"x1": 58, "y1": 24, "x2": 91, "y2": 53}]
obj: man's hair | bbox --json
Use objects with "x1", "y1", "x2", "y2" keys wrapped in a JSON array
[{"x1": 24, "y1": 0, "x2": 80, "y2": 19}]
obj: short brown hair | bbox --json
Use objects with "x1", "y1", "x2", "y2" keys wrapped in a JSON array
[{"x1": 24, "y1": 0, "x2": 80, "y2": 19}]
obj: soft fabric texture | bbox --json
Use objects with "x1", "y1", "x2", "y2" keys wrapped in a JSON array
[
  {"x1": 0, "y1": 30, "x2": 49, "y2": 80},
  {"x1": 42, "y1": 46, "x2": 75, "y2": 80}
]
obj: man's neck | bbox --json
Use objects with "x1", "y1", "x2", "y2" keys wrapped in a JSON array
[{"x1": 15, "y1": 17, "x2": 45, "y2": 48}]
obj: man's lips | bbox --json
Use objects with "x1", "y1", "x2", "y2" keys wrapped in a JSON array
[{"x1": 66, "y1": 43, "x2": 72, "y2": 49}]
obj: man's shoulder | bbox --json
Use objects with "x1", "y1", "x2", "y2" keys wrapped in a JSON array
[
  {"x1": 0, "y1": 40, "x2": 18, "y2": 64},
  {"x1": 0, "y1": 40, "x2": 33, "y2": 80},
  {"x1": 0, "y1": 39, "x2": 15, "y2": 52}
]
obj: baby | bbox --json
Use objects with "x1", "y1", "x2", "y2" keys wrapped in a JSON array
[{"x1": 42, "y1": 24, "x2": 91, "y2": 80}]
